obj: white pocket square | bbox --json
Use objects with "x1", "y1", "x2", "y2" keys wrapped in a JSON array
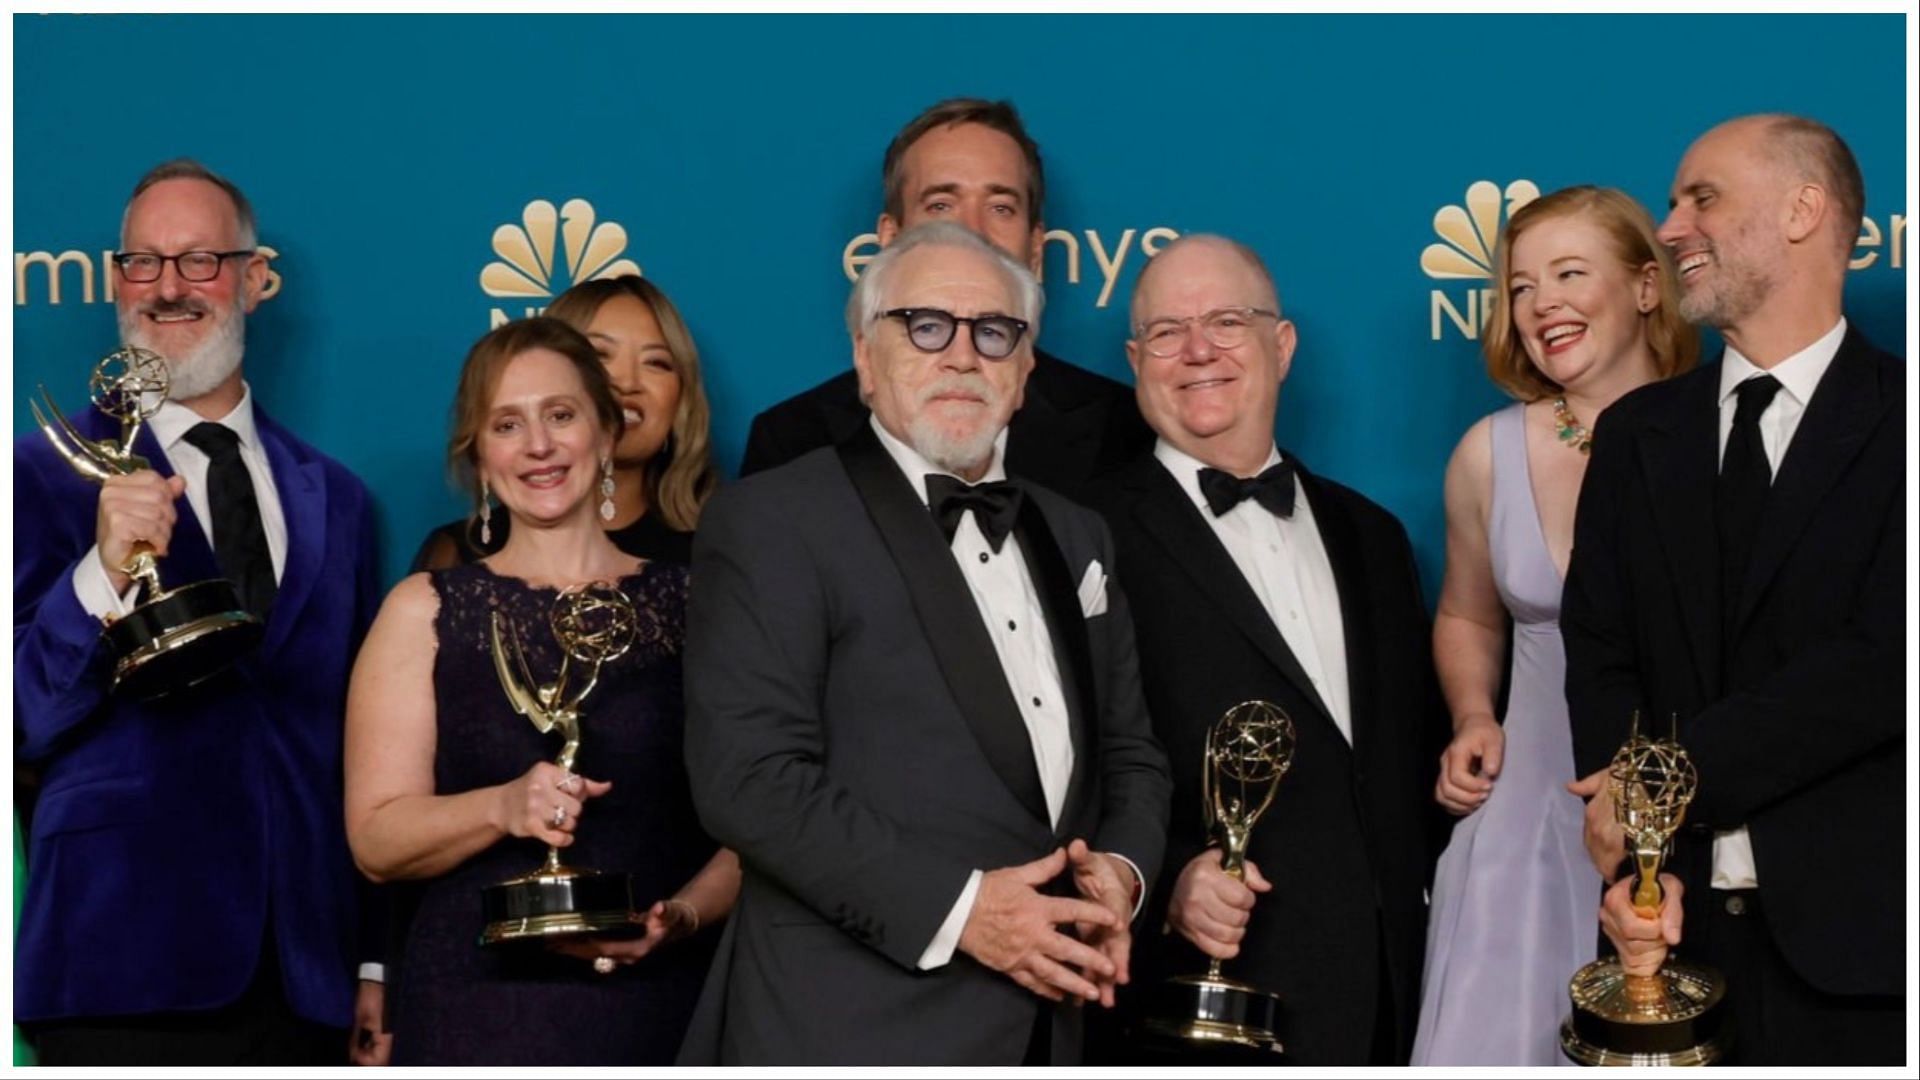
[{"x1": 1077, "y1": 560, "x2": 1108, "y2": 618}]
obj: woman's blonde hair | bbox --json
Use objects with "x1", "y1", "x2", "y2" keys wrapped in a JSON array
[{"x1": 1482, "y1": 185, "x2": 1699, "y2": 401}]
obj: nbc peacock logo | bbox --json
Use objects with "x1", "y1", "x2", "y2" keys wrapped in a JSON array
[
  {"x1": 481, "y1": 198, "x2": 642, "y2": 326},
  {"x1": 1421, "y1": 179, "x2": 1539, "y2": 341}
]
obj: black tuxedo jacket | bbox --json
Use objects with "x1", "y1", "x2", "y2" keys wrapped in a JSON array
[
  {"x1": 677, "y1": 426, "x2": 1171, "y2": 1064},
  {"x1": 1091, "y1": 453, "x2": 1449, "y2": 1065},
  {"x1": 739, "y1": 349, "x2": 1153, "y2": 502},
  {"x1": 1563, "y1": 328, "x2": 1905, "y2": 1000}
]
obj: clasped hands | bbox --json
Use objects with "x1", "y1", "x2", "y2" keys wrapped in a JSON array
[{"x1": 958, "y1": 839, "x2": 1137, "y2": 1006}]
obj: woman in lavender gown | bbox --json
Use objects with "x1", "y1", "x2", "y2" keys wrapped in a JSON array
[{"x1": 1412, "y1": 187, "x2": 1698, "y2": 1065}]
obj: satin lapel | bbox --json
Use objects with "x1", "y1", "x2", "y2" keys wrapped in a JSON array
[
  {"x1": 1736, "y1": 334, "x2": 1885, "y2": 631},
  {"x1": 255, "y1": 412, "x2": 326, "y2": 660},
  {"x1": 1123, "y1": 459, "x2": 1338, "y2": 729},
  {"x1": 1010, "y1": 492, "x2": 1096, "y2": 839},
  {"x1": 1295, "y1": 462, "x2": 1373, "y2": 759},
  {"x1": 836, "y1": 427, "x2": 1051, "y2": 825},
  {"x1": 1639, "y1": 369, "x2": 1724, "y2": 701}
]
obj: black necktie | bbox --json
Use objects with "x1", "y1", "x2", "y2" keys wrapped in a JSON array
[
  {"x1": 182, "y1": 422, "x2": 277, "y2": 620},
  {"x1": 1716, "y1": 375, "x2": 1782, "y2": 629},
  {"x1": 1198, "y1": 460, "x2": 1297, "y2": 518},
  {"x1": 925, "y1": 474, "x2": 1024, "y2": 553}
]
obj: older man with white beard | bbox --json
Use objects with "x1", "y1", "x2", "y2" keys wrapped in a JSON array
[
  {"x1": 13, "y1": 159, "x2": 384, "y2": 1065},
  {"x1": 676, "y1": 222, "x2": 1171, "y2": 1065}
]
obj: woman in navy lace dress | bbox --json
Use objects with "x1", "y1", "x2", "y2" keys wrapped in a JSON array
[{"x1": 344, "y1": 318, "x2": 737, "y2": 1064}]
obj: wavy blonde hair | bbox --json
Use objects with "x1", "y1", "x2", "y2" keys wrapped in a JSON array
[{"x1": 1482, "y1": 185, "x2": 1699, "y2": 401}]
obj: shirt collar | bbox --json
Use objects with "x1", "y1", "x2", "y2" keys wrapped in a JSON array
[
  {"x1": 146, "y1": 382, "x2": 262, "y2": 455},
  {"x1": 1719, "y1": 317, "x2": 1846, "y2": 410},
  {"x1": 869, "y1": 414, "x2": 1009, "y2": 507},
  {"x1": 1153, "y1": 438, "x2": 1284, "y2": 513}
]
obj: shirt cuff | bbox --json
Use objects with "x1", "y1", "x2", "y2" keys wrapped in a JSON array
[
  {"x1": 72, "y1": 544, "x2": 138, "y2": 620},
  {"x1": 916, "y1": 869, "x2": 984, "y2": 970},
  {"x1": 1105, "y1": 851, "x2": 1148, "y2": 921},
  {"x1": 357, "y1": 962, "x2": 386, "y2": 984}
]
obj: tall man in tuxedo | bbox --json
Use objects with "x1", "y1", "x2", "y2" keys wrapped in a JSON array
[
  {"x1": 739, "y1": 97, "x2": 1152, "y2": 499},
  {"x1": 1564, "y1": 115, "x2": 1904, "y2": 1064},
  {"x1": 1090, "y1": 235, "x2": 1447, "y2": 1065},
  {"x1": 679, "y1": 222, "x2": 1172, "y2": 1065},
  {"x1": 13, "y1": 160, "x2": 383, "y2": 1064}
]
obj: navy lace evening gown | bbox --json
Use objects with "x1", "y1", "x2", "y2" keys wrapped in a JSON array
[{"x1": 387, "y1": 561, "x2": 715, "y2": 1065}]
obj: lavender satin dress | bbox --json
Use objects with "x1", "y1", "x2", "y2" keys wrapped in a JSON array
[{"x1": 1411, "y1": 403, "x2": 1599, "y2": 1066}]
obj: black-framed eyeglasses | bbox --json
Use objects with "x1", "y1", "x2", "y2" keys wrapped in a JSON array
[
  {"x1": 1135, "y1": 306, "x2": 1279, "y2": 357},
  {"x1": 111, "y1": 250, "x2": 256, "y2": 284},
  {"x1": 879, "y1": 307, "x2": 1030, "y2": 360}
]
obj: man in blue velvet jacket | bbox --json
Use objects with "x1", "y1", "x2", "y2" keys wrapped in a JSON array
[{"x1": 13, "y1": 159, "x2": 382, "y2": 1064}]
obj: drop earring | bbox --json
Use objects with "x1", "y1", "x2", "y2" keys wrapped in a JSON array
[
  {"x1": 479, "y1": 478, "x2": 493, "y2": 546},
  {"x1": 599, "y1": 457, "x2": 616, "y2": 523}
]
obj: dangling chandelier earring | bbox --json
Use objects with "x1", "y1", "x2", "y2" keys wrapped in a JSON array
[
  {"x1": 599, "y1": 456, "x2": 616, "y2": 523},
  {"x1": 479, "y1": 477, "x2": 493, "y2": 545}
]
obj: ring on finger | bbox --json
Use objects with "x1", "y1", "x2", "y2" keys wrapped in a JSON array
[
  {"x1": 550, "y1": 804, "x2": 568, "y2": 828},
  {"x1": 593, "y1": 956, "x2": 616, "y2": 975},
  {"x1": 556, "y1": 772, "x2": 580, "y2": 793}
]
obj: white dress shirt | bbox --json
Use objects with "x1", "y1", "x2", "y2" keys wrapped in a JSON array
[
  {"x1": 1155, "y1": 439, "x2": 1353, "y2": 743},
  {"x1": 73, "y1": 384, "x2": 289, "y2": 619},
  {"x1": 1709, "y1": 317, "x2": 1846, "y2": 890},
  {"x1": 870, "y1": 418, "x2": 1140, "y2": 970}
]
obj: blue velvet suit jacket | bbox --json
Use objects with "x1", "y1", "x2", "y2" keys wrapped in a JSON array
[{"x1": 12, "y1": 402, "x2": 380, "y2": 1028}]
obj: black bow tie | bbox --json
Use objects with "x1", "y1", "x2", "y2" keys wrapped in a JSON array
[
  {"x1": 925, "y1": 474, "x2": 1024, "y2": 553},
  {"x1": 1198, "y1": 461, "x2": 1297, "y2": 519}
]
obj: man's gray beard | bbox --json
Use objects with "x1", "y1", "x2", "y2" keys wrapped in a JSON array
[
  {"x1": 1677, "y1": 231, "x2": 1779, "y2": 330},
  {"x1": 908, "y1": 412, "x2": 1003, "y2": 478},
  {"x1": 119, "y1": 304, "x2": 246, "y2": 403}
]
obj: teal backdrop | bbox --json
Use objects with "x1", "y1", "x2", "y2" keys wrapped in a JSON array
[{"x1": 11, "y1": 13, "x2": 1909, "y2": 597}]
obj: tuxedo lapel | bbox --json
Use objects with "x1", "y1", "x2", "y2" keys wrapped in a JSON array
[
  {"x1": 1122, "y1": 459, "x2": 1339, "y2": 730},
  {"x1": 837, "y1": 427, "x2": 1051, "y2": 825},
  {"x1": 1638, "y1": 370, "x2": 1724, "y2": 700},
  {"x1": 255, "y1": 412, "x2": 326, "y2": 660},
  {"x1": 1009, "y1": 491, "x2": 1096, "y2": 838},
  {"x1": 1736, "y1": 333, "x2": 1886, "y2": 631}
]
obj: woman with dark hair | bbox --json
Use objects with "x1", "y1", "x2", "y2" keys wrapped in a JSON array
[
  {"x1": 411, "y1": 275, "x2": 720, "y2": 569},
  {"x1": 347, "y1": 318, "x2": 737, "y2": 1064},
  {"x1": 1412, "y1": 187, "x2": 1699, "y2": 1065}
]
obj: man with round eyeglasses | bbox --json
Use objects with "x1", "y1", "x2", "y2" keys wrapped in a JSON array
[
  {"x1": 679, "y1": 222, "x2": 1170, "y2": 1065},
  {"x1": 1086, "y1": 234, "x2": 1447, "y2": 1065},
  {"x1": 13, "y1": 159, "x2": 383, "y2": 1065}
]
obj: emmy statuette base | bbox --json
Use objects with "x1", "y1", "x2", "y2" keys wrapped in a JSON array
[
  {"x1": 1144, "y1": 971, "x2": 1285, "y2": 1054},
  {"x1": 1560, "y1": 956, "x2": 1729, "y2": 1066},
  {"x1": 105, "y1": 579, "x2": 264, "y2": 699},
  {"x1": 479, "y1": 865, "x2": 645, "y2": 946}
]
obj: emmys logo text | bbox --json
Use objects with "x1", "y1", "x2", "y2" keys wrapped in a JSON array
[
  {"x1": 843, "y1": 226, "x2": 1182, "y2": 309},
  {"x1": 15, "y1": 247, "x2": 283, "y2": 307}
]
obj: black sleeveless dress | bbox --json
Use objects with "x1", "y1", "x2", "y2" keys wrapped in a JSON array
[{"x1": 387, "y1": 561, "x2": 715, "y2": 1065}]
